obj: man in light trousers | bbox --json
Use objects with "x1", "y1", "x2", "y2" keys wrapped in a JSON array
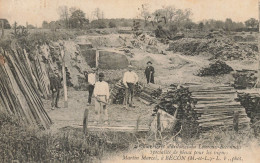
[
  {"x1": 93, "y1": 73, "x2": 110, "y2": 125},
  {"x1": 123, "y1": 65, "x2": 138, "y2": 108}
]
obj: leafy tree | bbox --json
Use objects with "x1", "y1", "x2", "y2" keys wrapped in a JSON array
[
  {"x1": 224, "y1": 18, "x2": 233, "y2": 31},
  {"x1": 139, "y1": 4, "x2": 151, "y2": 26},
  {"x1": 58, "y1": 6, "x2": 69, "y2": 28},
  {"x1": 93, "y1": 8, "x2": 103, "y2": 20},
  {"x1": 91, "y1": 20, "x2": 107, "y2": 29},
  {"x1": 0, "y1": 19, "x2": 11, "y2": 29},
  {"x1": 245, "y1": 18, "x2": 258, "y2": 28},
  {"x1": 108, "y1": 21, "x2": 116, "y2": 28},
  {"x1": 42, "y1": 21, "x2": 49, "y2": 29},
  {"x1": 198, "y1": 22, "x2": 204, "y2": 31},
  {"x1": 69, "y1": 9, "x2": 89, "y2": 28},
  {"x1": 183, "y1": 20, "x2": 196, "y2": 30}
]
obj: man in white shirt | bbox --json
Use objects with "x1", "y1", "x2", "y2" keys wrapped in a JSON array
[
  {"x1": 123, "y1": 65, "x2": 138, "y2": 108},
  {"x1": 87, "y1": 68, "x2": 97, "y2": 105},
  {"x1": 93, "y1": 73, "x2": 110, "y2": 125}
]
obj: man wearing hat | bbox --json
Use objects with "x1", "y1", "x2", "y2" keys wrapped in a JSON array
[
  {"x1": 123, "y1": 65, "x2": 139, "y2": 108},
  {"x1": 50, "y1": 68, "x2": 62, "y2": 110},
  {"x1": 86, "y1": 67, "x2": 97, "y2": 105},
  {"x1": 145, "y1": 61, "x2": 155, "y2": 84},
  {"x1": 93, "y1": 73, "x2": 110, "y2": 125}
]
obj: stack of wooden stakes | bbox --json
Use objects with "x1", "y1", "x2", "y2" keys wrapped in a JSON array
[
  {"x1": 138, "y1": 84, "x2": 162, "y2": 105},
  {"x1": 0, "y1": 42, "x2": 52, "y2": 129},
  {"x1": 183, "y1": 83, "x2": 250, "y2": 132}
]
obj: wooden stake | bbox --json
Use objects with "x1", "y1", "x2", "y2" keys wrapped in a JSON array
[
  {"x1": 1, "y1": 20, "x2": 4, "y2": 38},
  {"x1": 83, "y1": 108, "x2": 89, "y2": 135},
  {"x1": 61, "y1": 45, "x2": 68, "y2": 108},
  {"x1": 233, "y1": 111, "x2": 239, "y2": 132},
  {"x1": 256, "y1": 0, "x2": 260, "y2": 87}
]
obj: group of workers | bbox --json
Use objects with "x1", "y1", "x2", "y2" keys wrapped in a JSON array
[{"x1": 49, "y1": 61, "x2": 155, "y2": 125}]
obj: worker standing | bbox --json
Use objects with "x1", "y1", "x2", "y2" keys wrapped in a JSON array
[
  {"x1": 87, "y1": 68, "x2": 97, "y2": 105},
  {"x1": 145, "y1": 61, "x2": 155, "y2": 84},
  {"x1": 93, "y1": 73, "x2": 110, "y2": 125},
  {"x1": 50, "y1": 68, "x2": 62, "y2": 110},
  {"x1": 123, "y1": 65, "x2": 139, "y2": 108}
]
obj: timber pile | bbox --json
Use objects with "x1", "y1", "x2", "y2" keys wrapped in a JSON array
[
  {"x1": 138, "y1": 86, "x2": 162, "y2": 105},
  {"x1": 110, "y1": 81, "x2": 160, "y2": 105},
  {"x1": 237, "y1": 93, "x2": 260, "y2": 123},
  {"x1": 0, "y1": 42, "x2": 52, "y2": 129},
  {"x1": 183, "y1": 83, "x2": 250, "y2": 132},
  {"x1": 111, "y1": 81, "x2": 126, "y2": 104},
  {"x1": 153, "y1": 84, "x2": 199, "y2": 137},
  {"x1": 198, "y1": 60, "x2": 233, "y2": 76},
  {"x1": 232, "y1": 69, "x2": 257, "y2": 89}
]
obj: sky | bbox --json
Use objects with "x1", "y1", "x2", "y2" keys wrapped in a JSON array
[{"x1": 0, "y1": 0, "x2": 258, "y2": 26}]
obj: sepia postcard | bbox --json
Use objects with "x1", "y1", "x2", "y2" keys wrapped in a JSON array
[{"x1": 0, "y1": 0, "x2": 260, "y2": 162}]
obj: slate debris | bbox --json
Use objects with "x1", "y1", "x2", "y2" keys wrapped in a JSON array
[
  {"x1": 197, "y1": 60, "x2": 233, "y2": 76},
  {"x1": 168, "y1": 38, "x2": 257, "y2": 60}
]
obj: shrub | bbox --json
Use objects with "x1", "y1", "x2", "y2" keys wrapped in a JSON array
[
  {"x1": 168, "y1": 23, "x2": 178, "y2": 34},
  {"x1": 108, "y1": 21, "x2": 117, "y2": 28},
  {"x1": 90, "y1": 20, "x2": 107, "y2": 29}
]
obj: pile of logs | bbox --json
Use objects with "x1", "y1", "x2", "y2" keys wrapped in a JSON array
[
  {"x1": 153, "y1": 83, "x2": 250, "y2": 135},
  {"x1": 154, "y1": 84, "x2": 199, "y2": 138},
  {"x1": 237, "y1": 92, "x2": 260, "y2": 135},
  {"x1": 0, "y1": 42, "x2": 52, "y2": 129},
  {"x1": 138, "y1": 86, "x2": 162, "y2": 105},
  {"x1": 110, "y1": 81, "x2": 161, "y2": 105},
  {"x1": 237, "y1": 92, "x2": 260, "y2": 123},
  {"x1": 198, "y1": 60, "x2": 233, "y2": 76},
  {"x1": 111, "y1": 81, "x2": 126, "y2": 104},
  {"x1": 184, "y1": 83, "x2": 250, "y2": 132},
  {"x1": 232, "y1": 69, "x2": 257, "y2": 89}
]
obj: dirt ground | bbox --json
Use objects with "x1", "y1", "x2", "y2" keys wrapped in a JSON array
[
  {"x1": 45, "y1": 88, "x2": 155, "y2": 132},
  {"x1": 45, "y1": 33, "x2": 257, "y2": 132}
]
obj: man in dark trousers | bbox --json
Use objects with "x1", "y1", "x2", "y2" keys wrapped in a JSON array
[
  {"x1": 50, "y1": 69, "x2": 62, "y2": 110},
  {"x1": 86, "y1": 68, "x2": 97, "y2": 105},
  {"x1": 145, "y1": 61, "x2": 155, "y2": 84}
]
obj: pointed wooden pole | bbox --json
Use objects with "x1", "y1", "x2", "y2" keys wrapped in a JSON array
[
  {"x1": 255, "y1": 0, "x2": 260, "y2": 88},
  {"x1": 1, "y1": 20, "x2": 4, "y2": 38},
  {"x1": 60, "y1": 44, "x2": 68, "y2": 108}
]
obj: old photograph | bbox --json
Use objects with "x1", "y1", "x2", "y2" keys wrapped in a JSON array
[{"x1": 0, "y1": 0, "x2": 260, "y2": 162}]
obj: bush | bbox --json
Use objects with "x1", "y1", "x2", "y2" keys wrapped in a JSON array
[
  {"x1": 90, "y1": 20, "x2": 107, "y2": 29},
  {"x1": 108, "y1": 21, "x2": 117, "y2": 28},
  {"x1": 168, "y1": 23, "x2": 178, "y2": 34}
]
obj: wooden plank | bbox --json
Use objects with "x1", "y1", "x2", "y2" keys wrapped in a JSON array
[
  {"x1": 87, "y1": 125, "x2": 149, "y2": 132},
  {"x1": 198, "y1": 115, "x2": 248, "y2": 123},
  {"x1": 195, "y1": 102, "x2": 240, "y2": 108},
  {"x1": 199, "y1": 118, "x2": 250, "y2": 127},
  {"x1": 196, "y1": 99, "x2": 235, "y2": 104},
  {"x1": 194, "y1": 97, "x2": 232, "y2": 101},
  {"x1": 195, "y1": 108, "x2": 246, "y2": 114},
  {"x1": 192, "y1": 91, "x2": 236, "y2": 95},
  {"x1": 199, "y1": 112, "x2": 247, "y2": 118}
]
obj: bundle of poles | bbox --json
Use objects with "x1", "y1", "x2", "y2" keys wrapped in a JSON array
[{"x1": 0, "y1": 42, "x2": 52, "y2": 129}]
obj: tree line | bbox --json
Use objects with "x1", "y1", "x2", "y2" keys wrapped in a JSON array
[{"x1": 29, "y1": 5, "x2": 258, "y2": 32}]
